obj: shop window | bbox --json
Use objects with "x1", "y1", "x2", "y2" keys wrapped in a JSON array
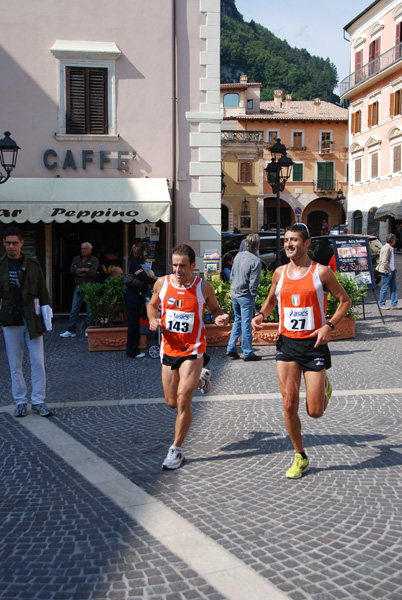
[
  {"x1": 292, "y1": 163, "x2": 303, "y2": 182},
  {"x1": 238, "y1": 161, "x2": 253, "y2": 183},
  {"x1": 393, "y1": 145, "x2": 401, "y2": 172},
  {"x1": 351, "y1": 110, "x2": 362, "y2": 134},
  {"x1": 353, "y1": 210, "x2": 363, "y2": 234},
  {"x1": 390, "y1": 90, "x2": 402, "y2": 117},
  {"x1": 368, "y1": 101, "x2": 379, "y2": 127},
  {"x1": 50, "y1": 40, "x2": 120, "y2": 139}
]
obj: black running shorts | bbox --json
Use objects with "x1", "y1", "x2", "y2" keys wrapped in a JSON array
[
  {"x1": 162, "y1": 353, "x2": 210, "y2": 371},
  {"x1": 276, "y1": 334, "x2": 331, "y2": 371}
]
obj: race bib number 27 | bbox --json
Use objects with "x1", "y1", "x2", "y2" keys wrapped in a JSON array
[
  {"x1": 283, "y1": 306, "x2": 314, "y2": 331},
  {"x1": 165, "y1": 309, "x2": 195, "y2": 334}
]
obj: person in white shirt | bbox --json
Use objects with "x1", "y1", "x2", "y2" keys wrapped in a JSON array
[{"x1": 377, "y1": 233, "x2": 401, "y2": 310}]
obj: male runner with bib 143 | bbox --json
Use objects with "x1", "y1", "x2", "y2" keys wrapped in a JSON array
[
  {"x1": 147, "y1": 244, "x2": 229, "y2": 470},
  {"x1": 252, "y1": 224, "x2": 351, "y2": 479}
]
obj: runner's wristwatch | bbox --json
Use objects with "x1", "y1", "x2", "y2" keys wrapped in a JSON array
[{"x1": 325, "y1": 321, "x2": 335, "y2": 330}]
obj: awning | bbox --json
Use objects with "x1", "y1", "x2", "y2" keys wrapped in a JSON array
[
  {"x1": 0, "y1": 178, "x2": 171, "y2": 223},
  {"x1": 374, "y1": 202, "x2": 399, "y2": 221},
  {"x1": 396, "y1": 200, "x2": 402, "y2": 220}
]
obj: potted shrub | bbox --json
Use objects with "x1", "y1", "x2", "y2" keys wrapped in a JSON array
[{"x1": 80, "y1": 276, "x2": 132, "y2": 352}]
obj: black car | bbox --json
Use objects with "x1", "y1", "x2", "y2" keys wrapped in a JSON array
[
  {"x1": 222, "y1": 232, "x2": 284, "y2": 268},
  {"x1": 277, "y1": 234, "x2": 382, "y2": 282}
]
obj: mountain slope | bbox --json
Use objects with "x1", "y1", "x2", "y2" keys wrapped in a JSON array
[{"x1": 220, "y1": 0, "x2": 339, "y2": 103}]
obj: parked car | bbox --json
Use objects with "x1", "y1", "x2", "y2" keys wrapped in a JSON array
[
  {"x1": 277, "y1": 234, "x2": 382, "y2": 283},
  {"x1": 330, "y1": 224, "x2": 348, "y2": 235},
  {"x1": 221, "y1": 232, "x2": 284, "y2": 269}
]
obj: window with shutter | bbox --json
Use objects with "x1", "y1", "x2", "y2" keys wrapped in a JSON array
[
  {"x1": 390, "y1": 90, "x2": 402, "y2": 117},
  {"x1": 317, "y1": 162, "x2": 334, "y2": 190},
  {"x1": 354, "y1": 158, "x2": 362, "y2": 183},
  {"x1": 292, "y1": 131, "x2": 303, "y2": 149},
  {"x1": 368, "y1": 38, "x2": 380, "y2": 75},
  {"x1": 66, "y1": 67, "x2": 108, "y2": 135},
  {"x1": 396, "y1": 22, "x2": 402, "y2": 59},
  {"x1": 238, "y1": 161, "x2": 252, "y2": 183},
  {"x1": 371, "y1": 152, "x2": 378, "y2": 178},
  {"x1": 355, "y1": 50, "x2": 363, "y2": 83},
  {"x1": 368, "y1": 101, "x2": 379, "y2": 127},
  {"x1": 351, "y1": 110, "x2": 362, "y2": 134},
  {"x1": 393, "y1": 145, "x2": 401, "y2": 173},
  {"x1": 292, "y1": 163, "x2": 303, "y2": 182}
]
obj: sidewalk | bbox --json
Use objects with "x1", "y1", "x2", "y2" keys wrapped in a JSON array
[{"x1": 1, "y1": 300, "x2": 402, "y2": 599}]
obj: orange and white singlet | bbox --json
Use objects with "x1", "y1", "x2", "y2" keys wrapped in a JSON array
[
  {"x1": 159, "y1": 275, "x2": 206, "y2": 357},
  {"x1": 275, "y1": 262, "x2": 327, "y2": 339}
]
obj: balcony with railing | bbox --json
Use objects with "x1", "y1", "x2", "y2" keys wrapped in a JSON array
[
  {"x1": 221, "y1": 130, "x2": 264, "y2": 143},
  {"x1": 340, "y1": 43, "x2": 402, "y2": 97}
]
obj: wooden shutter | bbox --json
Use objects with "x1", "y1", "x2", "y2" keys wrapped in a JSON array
[
  {"x1": 66, "y1": 67, "x2": 107, "y2": 134},
  {"x1": 317, "y1": 162, "x2": 334, "y2": 189},
  {"x1": 396, "y1": 23, "x2": 402, "y2": 59},
  {"x1": 371, "y1": 153, "x2": 378, "y2": 178},
  {"x1": 393, "y1": 145, "x2": 401, "y2": 172},
  {"x1": 293, "y1": 132, "x2": 302, "y2": 149},
  {"x1": 355, "y1": 50, "x2": 363, "y2": 83},
  {"x1": 239, "y1": 162, "x2": 252, "y2": 183},
  {"x1": 292, "y1": 163, "x2": 303, "y2": 181},
  {"x1": 368, "y1": 102, "x2": 379, "y2": 127},
  {"x1": 391, "y1": 92, "x2": 396, "y2": 117},
  {"x1": 355, "y1": 158, "x2": 362, "y2": 183}
]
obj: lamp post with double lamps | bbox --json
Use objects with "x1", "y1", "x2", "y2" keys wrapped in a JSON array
[
  {"x1": 0, "y1": 132, "x2": 20, "y2": 184},
  {"x1": 265, "y1": 139, "x2": 293, "y2": 267},
  {"x1": 336, "y1": 189, "x2": 346, "y2": 235}
]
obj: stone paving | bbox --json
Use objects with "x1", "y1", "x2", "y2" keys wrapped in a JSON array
[{"x1": 1, "y1": 256, "x2": 402, "y2": 599}]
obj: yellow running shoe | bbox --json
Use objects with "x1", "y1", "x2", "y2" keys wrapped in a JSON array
[{"x1": 286, "y1": 453, "x2": 310, "y2": 479}]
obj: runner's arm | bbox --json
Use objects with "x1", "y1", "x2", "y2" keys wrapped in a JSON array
[
  {"x1": 310, "y1": 266, "x2": 352, "y2": 346},
  {"x1": 146, "y1": 277, "x2": 164, "y2": 331},
  {"x1": 251, "y1": 267, "x2": 282, "y2": 331},
  {"x1": 202, "y1": 280, "x2": 229, "y2": 327}
]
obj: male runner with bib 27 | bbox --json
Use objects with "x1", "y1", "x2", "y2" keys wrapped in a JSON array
[
  {"x1": 147, "y1": 245, "x2": 229, "y2": 470},
  {"x1": 252, "y1": 224, "x2": 351, "y2": 479}
]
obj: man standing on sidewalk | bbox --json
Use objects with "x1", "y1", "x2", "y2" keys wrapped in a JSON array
[
  {"x1": 60, "y1": 242, "x2": 98, "y2": 338},
  {"x1": 226, "y1": 233, "x2": 262, "y2": 361},
  {"x1": 0, "y1": 226, "x2": 53, "y2": 418},
  {"x1": 252, "y1": 224, "x2": 351, "y2": 479},
  {"x1": 147, "y1": 244, "x2": 229, "y2": 470},
  {"x1": 378, "y1": 233, "x2": 401, "y2": 310}
]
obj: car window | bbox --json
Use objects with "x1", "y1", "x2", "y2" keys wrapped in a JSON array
[{"x1": 259, "y1": 238, "x2": 278, "y2": 253}]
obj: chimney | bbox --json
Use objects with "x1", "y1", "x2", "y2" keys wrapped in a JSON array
[
  {"x1": 314, "y1": 98, "x2": 321, "y2": 115},
  {"x1": 285, "y1": 94, "x2": 292, "y2": 109},
  {"x1": 274, "y1": 90, "x2": 283, "y2": 106},
  {"x1": 240, "y1": 74, "x2": 248, "y2": 83}
]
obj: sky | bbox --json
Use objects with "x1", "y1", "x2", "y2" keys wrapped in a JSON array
[{"x1": 233, "y1": 0, "x2": 373, "y2": 91}]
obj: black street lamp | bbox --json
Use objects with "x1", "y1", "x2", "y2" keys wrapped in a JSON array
[
  {"x1": 0, "y1": 132, "x2": 20, "y2": 184},
  {"x1": 265, "y1": 139, "x2": 293, "y2": 267},
  {"x1": 336, "y1": 189, "x2": 346, "y2": 234}
]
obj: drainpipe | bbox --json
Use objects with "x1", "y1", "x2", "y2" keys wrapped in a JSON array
[{"x1": 171, "y1": 0, "x2": 177, "y2": 251}]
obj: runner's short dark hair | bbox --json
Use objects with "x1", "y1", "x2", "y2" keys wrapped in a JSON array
[
  {"x1": 3, "y1": 226, "x2": 24, "y2": 240},
  {"x1": 172, "y1": 244, "x2": 196, "y2": 265},
  {"x1": 285, "y1": 223, "x2": 311, "y2": 242}
]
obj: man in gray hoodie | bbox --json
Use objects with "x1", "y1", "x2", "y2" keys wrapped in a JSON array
[{"x1": 226, "y1": 233, "x2": 262, "y2": 361}]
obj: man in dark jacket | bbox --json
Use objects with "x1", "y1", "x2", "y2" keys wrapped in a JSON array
[
  {"x1": 0, "y1": 226, "x2": 53, "y2": 417},
  {"x1": 60, "y1": 242, "x2": 98, "y2": 337},
  {"x1": 226, "y1": 233, "x2": 262, "y2": 361}
]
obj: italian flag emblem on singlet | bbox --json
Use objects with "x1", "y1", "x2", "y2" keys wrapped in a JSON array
[{"x1": 292, "y1": 295, "x2": 300, "y2": 307}]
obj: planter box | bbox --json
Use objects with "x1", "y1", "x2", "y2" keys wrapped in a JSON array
[
  {"x1": 205, "y1": 318, "x2": 355, "y2": 347},
  {"x1": 86, "y1": 326, "x2": 147, "y2": 352}
]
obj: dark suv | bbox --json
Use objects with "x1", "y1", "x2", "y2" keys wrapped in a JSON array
[{"x1": 222, "y1": 233, "x2": 284, "y2": 268}]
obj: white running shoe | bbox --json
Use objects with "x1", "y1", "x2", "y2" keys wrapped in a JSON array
[
  {"x1": 199, "y1": 367, "x2": 212, "y2": 395},
  {"x1": 59, "y1": 331, "x2": 76, "y2": 338},
  {"x1": 162, "y1": 447, "x2": 184, "y2": 470}
]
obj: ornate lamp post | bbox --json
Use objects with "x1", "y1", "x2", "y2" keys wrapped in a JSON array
[
  {"x1": 0, "y1": 132, "x2": 20, "y2": 184},
  {"x1": 336, "y1": 189, "x2": 346, "y2": 234},
  {"x1": 265, "y1": 139, "x2": 293, "y2": 267}
]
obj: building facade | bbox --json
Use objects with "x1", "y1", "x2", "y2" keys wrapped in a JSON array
[
  {"x1": 0, "y1": 0, "x2": 222, "y2": 310},
  {"x1": 341, "y1": 0, "x2": 402, "y2": 239},
  {"x1": 221, "y1": 79, "x2": 349, "y2": 236}
]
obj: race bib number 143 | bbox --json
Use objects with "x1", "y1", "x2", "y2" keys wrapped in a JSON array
[
  {"x1": 283, "y1": 306, "x2": 314, "y2": 331},
  {"x1": 165, "y1": 309, "x2": 195, "y2": 334}
]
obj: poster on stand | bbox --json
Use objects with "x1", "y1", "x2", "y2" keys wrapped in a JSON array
[
  {"x1": 332, "y1": 237, "x2": 376, "y2": 289},
  {"x1": 203, "y1": 250, "x2": 220, "y2": 282}
]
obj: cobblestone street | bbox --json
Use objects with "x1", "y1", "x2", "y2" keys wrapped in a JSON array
[{"x1": 1, "y1": 260, "x2": 402, "y2": 600}]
